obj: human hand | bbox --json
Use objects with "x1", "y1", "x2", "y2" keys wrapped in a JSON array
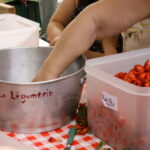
[
  {"x1": 32, "y1": 68, "x2": 57, "y2": 82},
  {"x1": 50, "y1": 36, "x2": 61, "y2": 47}
]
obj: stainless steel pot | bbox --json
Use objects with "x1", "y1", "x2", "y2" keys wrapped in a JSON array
[{"x1": 0, "y1": 47, "x2": 85, "y2": 133}]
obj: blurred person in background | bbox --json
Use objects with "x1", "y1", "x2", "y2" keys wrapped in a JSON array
[
  {"x1": 47, "y1": 0, "x2": 122, "y2": 59},
  {"x1": 39, "y1": 0, "x2": 57, "y2": 41}
]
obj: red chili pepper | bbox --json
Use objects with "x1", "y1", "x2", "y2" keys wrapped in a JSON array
[
  {"x1": 77, "y1": 127, "x2": 89, "y2": 135},
  {"x1": 115, "y1": 72, "x2": 127, "y2": 80},
  {"x1": 75, "y1": 124, "x2": 84, "y2": 130},
  {"x1": 75, "y1": 103, "x2": 88, "y2": 135}
]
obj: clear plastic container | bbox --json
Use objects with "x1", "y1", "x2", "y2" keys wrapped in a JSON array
[
  {"x1": 0, "y1": 14, "x2": 39, "y2": 49},
  {"x1": 85, "y1": 48, "x2": 150, "y2": 150}
]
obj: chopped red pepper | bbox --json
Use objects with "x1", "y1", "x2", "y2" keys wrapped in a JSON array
[
  {"x1": 115, "y1": 72, "x2": 127, "y2": 80},
  {"x1": 144, "y1": 59, "x2": 150, "y2": 71},
  {"x1": 75, "y1": 103, "x2": 88, "y2": 135},
  {"x1": 115, "y1": 59, "x2": 150, "y2": 87}
]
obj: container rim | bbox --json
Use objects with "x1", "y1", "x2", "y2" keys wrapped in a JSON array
[
  {"x1": 86, "y1": 66, "x2": 150, "y2": 96},
  {"x1": 85, "y1": 48, "x2": 150, "y2": 96}
]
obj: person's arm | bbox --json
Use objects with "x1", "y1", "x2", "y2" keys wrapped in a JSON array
[
  {"x1": 47, "y1": 0, "x2": 76, "y2": 46},
  {"x1": 33, "y1": 0, "x2": 150, "y2": 82},
  {"x1": 102, "y1": 36, "x2": 118, "y2": 56}
]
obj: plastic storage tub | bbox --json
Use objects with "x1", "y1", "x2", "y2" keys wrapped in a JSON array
[
  {"x1": 0, "y1": 14, "x2": 39, "y2": 49},
  {"x1": 85, "y1": 48, "x2": 150, "y2": 150}
]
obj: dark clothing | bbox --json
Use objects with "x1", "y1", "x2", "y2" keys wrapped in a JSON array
[
  {"x1": 72, "y1": 0, "x2": 97, "y2": 16},
  {"x1": 116, "y1": 34, "x2": 123, "y2": 53},
  {"x1": 71, "y1": 0, "x2": 122, "y2": 53}
]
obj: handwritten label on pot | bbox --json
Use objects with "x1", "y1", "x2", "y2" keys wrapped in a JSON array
[
  {"x1": 102, "y1": 91, "x2": 118, "y2": 111},
  {"x1": 0, "y1": 89, "x2": 53, "y2": 104}
]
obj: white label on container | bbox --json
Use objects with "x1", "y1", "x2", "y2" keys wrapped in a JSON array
[{"x1": 102, "y1": 91, "x2": 118, "y2": 111}]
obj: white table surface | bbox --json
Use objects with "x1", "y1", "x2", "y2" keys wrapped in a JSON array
[{"x1": 39, "y1": 39, "x2": 49, "y2": 47}]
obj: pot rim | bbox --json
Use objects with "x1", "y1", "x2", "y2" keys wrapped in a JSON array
[
  {"x1": 0, "y1": 46, "x2": 86, "y2": 85},
  {"x1": 0, "y1": 65, "x2": 85, "y2": 85},
  {"x1": 0, "y1": 47, "x2": 86, "y2": 85}
]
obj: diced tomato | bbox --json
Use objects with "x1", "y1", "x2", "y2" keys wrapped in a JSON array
[
  {"x1": 145, "y1": 72, "x2": 150, "y2": 80},
  {"x1": 115, "y1": 59, "x2": 150, "y2": 87},
  {"x1": 144, "y1": 81, "x2": 150, "y2": 87},
  {"x1": 144, "y1": 59, "x2": 150, "y2": 72},
  {"x1": 77, "y1": 127, "x2": 88, "y2": 135},
  {"x1": 124, "y1": 72, "x2": 136, "y2": 83},
  {"x1": 133, "y1": 64, "x2": 145, "y2": 73},
  {"x1": 138, "y1": 72, "x2": 146, "y2": 81}
]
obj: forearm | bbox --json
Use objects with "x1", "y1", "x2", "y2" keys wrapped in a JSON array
[
  {"x1": 46, "y1": 0, "x2": 76, "y2": 43},
  {"x1": 47, "y1": 21, "x2": 65, "y2": 43},
  {"x1": 92, "y1": 0, "x2": 150, "y2": 39},
  {"x1": 38, "y1": 10, "x2": 97, "y2": 79}
]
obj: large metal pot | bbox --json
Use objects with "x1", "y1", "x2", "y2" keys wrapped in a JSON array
[{"x1": 0, "y1": 47, "x2": 85, "y2": 133}]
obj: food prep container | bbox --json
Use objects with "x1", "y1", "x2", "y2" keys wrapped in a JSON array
[
  {"x1": 0, "y1": 14, "x2": 39, "y2": 50},
  {"x1": 0, "y1": 47, "x2": 85, "y2": 133},
  {"x1": 85, "y1": 48, "x2": 150, "y2": 150}
]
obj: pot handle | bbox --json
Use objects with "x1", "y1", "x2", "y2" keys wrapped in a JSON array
[{"x1": 80, "y1": 73, "x2": 87, "y2": 85}]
